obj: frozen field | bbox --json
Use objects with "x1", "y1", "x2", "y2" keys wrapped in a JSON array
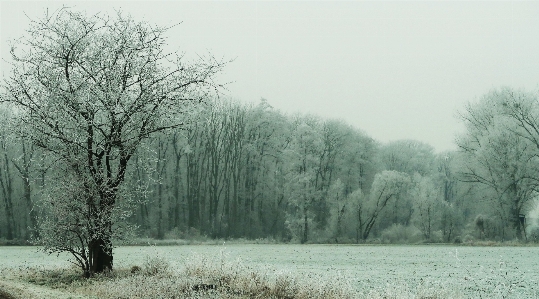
[{"x1": 1, "y1": 244, "x2": 538, "y2": 297}]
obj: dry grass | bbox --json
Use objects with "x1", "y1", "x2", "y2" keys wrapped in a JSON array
[
  {"x1": 3, "y1": 251, "x2": 465, "y2": 299},
  {"x1": 3, "y1": 245, "x2": 537, "y2": 298},
  {"x1": 6, "y1": 253, "x2": 359, "y2": 299},
  {"x1": 73, "y1": 251, "x2": 357, "y2": 299}
]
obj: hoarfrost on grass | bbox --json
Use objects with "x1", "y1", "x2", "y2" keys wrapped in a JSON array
[{"x1": 1, "y1": 244, "x2": 539, "y2": 298}]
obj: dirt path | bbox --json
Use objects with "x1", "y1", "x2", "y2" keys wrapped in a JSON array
[{"x1": 0, "y1": 280, "x2": 89, "y2": 299}]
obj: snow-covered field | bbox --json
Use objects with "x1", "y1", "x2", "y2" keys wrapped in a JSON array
[{"x1": 1, "y1": 244, "x2": 538, "y2": 297}]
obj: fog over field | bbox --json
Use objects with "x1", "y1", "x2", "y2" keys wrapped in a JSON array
[{"x1": 1, "y1": 2, "x2": 539, "y2": 298}]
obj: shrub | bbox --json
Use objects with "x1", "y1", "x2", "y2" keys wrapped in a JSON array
[
  {"x1": 130, "y1": 265, "x2": 141, "y2": 274},
  {"x1": 469, "y1": 214, "x2": 506, "y2": 241},
  {"x1": 528, "y1": 226, "x2": 539, "y2": 243},
  {"x1": 380, "y1": 224, "x2": 422, "y2": 243},
  {"x1": 143, "y1": 256, "x2": 170, "y2": 276},
  {"x1": 463, "y1": 234, "x2": 475, "y2": 243},
  {"x1": 429, "y1": 230, "x2": 444, "y2": 243}
]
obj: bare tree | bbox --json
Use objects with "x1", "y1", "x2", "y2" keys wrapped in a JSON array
[
  {"x1": 1, "y1": 9, "x2": 225, "y2": 275},
  {"x1": 411, "y1": 175, "x2": 441, "y2": 241},
  {"x1": 457, "y1": 88, "x2": 539, "y2": 240},
  {"x1": 285, "y1": 117, "x2": 324, "y2": 243},
  {"x1": 354, "y1": 170, "x2": 410, "y2": 242}
]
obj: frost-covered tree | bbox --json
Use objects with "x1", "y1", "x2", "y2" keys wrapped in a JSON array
[
  {"x1": 458, "y1": 88, "x2": 539, "y2": 240},
  {"x1": 1, "y1": 9, "x2": 224, "y2": 274},
  {"x1": 37, "y1": 164, "x2": 136, "y2": 277},
  {"x1": 326, "y1": 179, "x2": 348, "y2": 242},
  {"x1": 354, "y1": 170, "x2": 410, "y2": 241},
  {"x1": 377, "y1": 140, "x2": 435, "y2": 227},
  {"x1": 411, "y1": 175, "x2": 441, "y2": 241},
  {"x1": 378, "y1": 140, "x2": 435, "y2": 176},
  {"x1": 285, "y1": 117, "x2": 323, "y2": 243}
]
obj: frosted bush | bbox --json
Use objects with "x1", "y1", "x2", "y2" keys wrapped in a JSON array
[
  {"x1": 143, "y1": 255, "x2": 170, "y2": 276},
  {"x1": 380, "y1": 224, "x2": 422, "y2": 243}
]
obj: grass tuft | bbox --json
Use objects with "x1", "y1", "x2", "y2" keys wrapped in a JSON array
[
  {"x1": 24, "y1": 266, "x2": 85, "y2": 288},
  {"x1": 142, "y1": 255, "x2": 170, "y2": 276}
]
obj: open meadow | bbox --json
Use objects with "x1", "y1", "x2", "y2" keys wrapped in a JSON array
[{"x1": 1, "y1": 244, "x2": 538, "y2": 298}]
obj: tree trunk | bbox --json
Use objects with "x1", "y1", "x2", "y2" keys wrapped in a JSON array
[
  {"x1": 356, "y1": 206, "x2": 363, "y2": 243},
  {"x1": 12, "y1": 142, "x2": 36, "y2": 239},
  {"x1": 302, "y1": 208, "x2": 308, "y2": 244},
  {"x1": 0, "y1": 148, "x2": 15, "y2": 240},
  {"x1": 173, "y1": 155, "x2": 181, "y2": 229},
  {"x1": 89, "y1": 238, "x2": 113, "y2": 273},
  {"x1": 513, "y1": 208, "x2": 523, "y2": 240},
  {"x1": 508, "y1": 185, "x2": 523, "y2": 240},
  {"x1": 3, "y1": 197, "x2": 14, "y2": 240},
  {"x1": 23, "y1": 177, "x2": 36, "y2": 239},
  {"x1": 301, "y1": 214, "x2": 309, "y2": 244},
  {"x1": 87, "y1": 184, "x2": 118, "y2": 274},
  {"x1": 157, "y1": 180, "x2": 164, "y2": 239}
]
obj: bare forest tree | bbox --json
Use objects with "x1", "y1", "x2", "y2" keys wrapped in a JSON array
[
  {"x1": 1, "y1": 9, "x2": 224, "y2": 275},
  {"x1": 458, "y1": 88, "x2": 539, "y2": 240},
  {"x1": 355, "y1": 170, "x2": 410, "y2": 241},
  {"x1": 411, "y1": 175, "x2": 441, "y2": 241}
]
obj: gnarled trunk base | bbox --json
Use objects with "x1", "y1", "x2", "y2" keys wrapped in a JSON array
[{"x1": 89, "y1": 238, "x2": 113, "y2": 274}]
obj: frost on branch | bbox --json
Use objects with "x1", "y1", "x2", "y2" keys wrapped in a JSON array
[
  {"x1": 35, "y1": 160, "x2": 137, "y2": 277},
  {"x1": 1, "y1": 7, "x2": 225, "y2": 275}
]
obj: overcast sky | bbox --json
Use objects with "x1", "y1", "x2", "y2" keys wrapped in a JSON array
[{"x1": 2, "y1": 1, "x2": 539, "y2": 152}]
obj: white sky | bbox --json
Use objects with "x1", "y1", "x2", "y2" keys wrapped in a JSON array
[{"x1": 2, "y1": 1, "x2": 539, "y2": 152}]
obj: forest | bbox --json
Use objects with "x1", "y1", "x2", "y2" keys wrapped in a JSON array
[{"x1": 1, "y1": 91, "x2": 538, "y2": 245}]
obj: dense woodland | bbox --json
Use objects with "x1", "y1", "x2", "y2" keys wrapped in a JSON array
[{"x1": 1, "y1": 92, "x2": 538, "y2": 244}]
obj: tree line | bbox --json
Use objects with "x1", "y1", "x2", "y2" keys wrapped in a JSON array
[{"x1": 2, "y1": 93, "x2": 538, "y2": 245}]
